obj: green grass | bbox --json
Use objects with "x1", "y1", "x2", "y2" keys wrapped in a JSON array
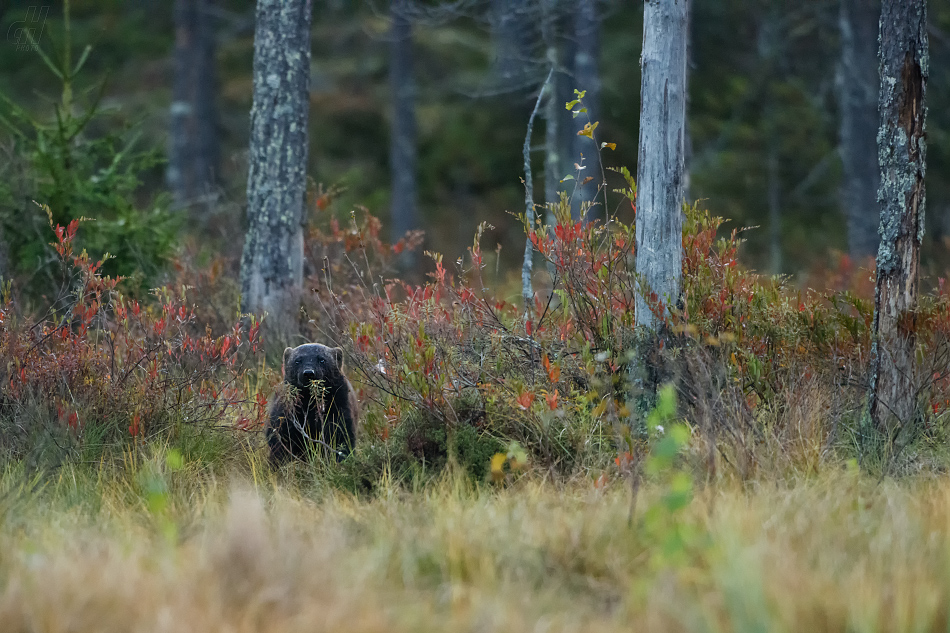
[{"x1": 1, "y1": 448, "x2": 949, "y2": 632}]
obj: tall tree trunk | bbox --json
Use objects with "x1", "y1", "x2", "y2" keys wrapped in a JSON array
[
  {"x1": 635, "y1": 0, "x2": 688, "y2": 332},
  {"x1": 766, "y1": 113, "x2": 783, "y2": 274},
  {"x1": 867, "y1": 0, "x2": 928, "y2": 436},
  {"x1": 389, "y1": 0, "x2": 418, "y2": 268},
  {"x1": 683, "y1": 0, "x2": 692, "y2": 202},
  {"x1": 169, "y1": 0, "x2": 220, "y2": 216},
  {"x1": 571, "y1": 0, "x2": 601, "y2": 222},
  {"x1": 557, "y1": 24, "x2": 577, "y2": 206},
  {"x1": 758, "y1": 6, "x2": 783, "y2": 274},
  {"x1": 542, "y1": 0, "x2": 561, "y2": 221},
  {"x1": 839, "y1": 0, "x2": 882, "y2": 259},
  {"x1": 240, "y1": 0, "x2": 312, "y2": 345},
  {"x1": 490, "y1": 0, "x2": 535, "y2": 91}
]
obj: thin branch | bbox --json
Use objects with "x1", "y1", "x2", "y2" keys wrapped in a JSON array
[{"x1": 523, "y1": 66, "x2": 554, "y2": 311}]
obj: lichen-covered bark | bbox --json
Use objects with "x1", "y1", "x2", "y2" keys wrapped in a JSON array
[
  {"x1": 240, "y1": 0, "x2": 312, "y2": 344},
  {"x1": 168, "y1": 0, "x2": 220, "y2": 214},
  {"x1": 389, "y1": 0, "x2": 417, "y2": 256},
  {"x1": 838, "y1": 0, "x2": 881, "y2": 259},
  {"x1": 868, "y1": 0, "x2": 928, "y2": 435},
  {"x1": 635, "y1": 0, "x2": 688, "y2": 332}
]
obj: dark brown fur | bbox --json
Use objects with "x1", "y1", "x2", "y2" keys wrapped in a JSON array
[{"x1": 266, "y1": 343, "x2": 359, "y2": 465}]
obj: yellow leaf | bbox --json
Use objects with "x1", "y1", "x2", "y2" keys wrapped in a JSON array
[
  {"x1": 577, "y1": 121, "x2": 599, "y2": 138},
  {"x1": 601, "y1": 142, "x2": 617, "y2": 150},
  {"x1": 490, "y1": 453, "x2": 507, "y2": 482},
  {"x1": 592, "y1": 400, "x2": 608, "y2": 418}
]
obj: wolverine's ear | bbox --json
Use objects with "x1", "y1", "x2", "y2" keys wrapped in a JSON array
[
  {"x1": 282, "y1": 347, "x2": 294, "y2": 377},
  {"x1": 333, "y1": 347, "x2": 344, "y2": 369}
]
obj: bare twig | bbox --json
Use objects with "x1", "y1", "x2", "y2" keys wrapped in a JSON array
[{"x1": 522, "y1": 66, "x2": 555, "y2": 312}]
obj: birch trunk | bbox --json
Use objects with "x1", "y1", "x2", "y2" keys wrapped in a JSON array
[
  {"x1": 635, "y1": 0, "x2": 688, "y2": 332},
  {"x1": 867, "y1": 0, "x2": 928, "y2": 435},
  {"x1": 240, "y1": 0, "x2": 312, "y2": 345},
  {"x1": 838, "y1": 0, "x2": 882, "y2": 259}
]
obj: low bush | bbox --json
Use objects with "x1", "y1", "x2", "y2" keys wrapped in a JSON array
[
  {"x1": 0, "y1": 213, "x2": 269, "y2": 469},
  {"x1": 298, "y1": 139, "x2": 950, "y2": 483}
]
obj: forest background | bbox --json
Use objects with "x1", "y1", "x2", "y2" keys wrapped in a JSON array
[
  {"x1": 4, "y1": 0, "x2": 950, "y2": 282},
  {"x1": 1, "y1": 2, "x2": 950, "y2": 630}
]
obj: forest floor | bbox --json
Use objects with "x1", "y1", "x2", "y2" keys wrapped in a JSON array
[{"x1": 0, "y1": 453, "x2": 947, "y2": 632}]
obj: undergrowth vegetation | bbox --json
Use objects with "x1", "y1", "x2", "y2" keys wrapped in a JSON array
[
  {"x1": 5, "y1": 136, "x2": 950, "y2": 483},
  {"x1": 3, "y1": 80, "x2": 950, "y2": 633},
  {"x1": 2, "y1": 18, "x2": 949, "y2": 485}
]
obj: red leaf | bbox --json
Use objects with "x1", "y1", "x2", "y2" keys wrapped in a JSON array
[{"x1": 516, "y1": 391, "x2": 536, "y2": 410}]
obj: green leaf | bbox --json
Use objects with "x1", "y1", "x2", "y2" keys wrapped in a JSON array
[
  {"x1": 26, "y1": 31, "x2": 65, "y2": 80},
  {"x1": 73, "y1": 45, "x2": 92, "y2": 75},
  {"x1": 669, "y1": 423, "x2": 691, "y2": 447}
]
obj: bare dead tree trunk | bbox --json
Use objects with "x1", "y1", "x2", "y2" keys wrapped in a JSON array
[
  {"x1": 867, "y1": 0, "x2": 928, "y2": 437},
  {"x1": 635, "y1": 0, "x2": 688, "y2": 332},
  {"x1": 240, "y1": 0, "x2": 312, "y2": 345},
  {"x1": 168, "y1": 0, "x2": 220, "y2": 216},
  {"x1": 571, "y1": 0, "x2": 601, "y2": 222},
  {"x1": 389, "y1": 0, "x2": 418, "y2": 269},
  {"x1": 838, "y1": 0, "x2": 881, "y2": 259}
]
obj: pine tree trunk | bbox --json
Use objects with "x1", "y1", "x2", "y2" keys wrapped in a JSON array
[
  {"x1": 756, "y1": 8, "x2": 784, "y2": 274},
  {"x1": 839, "y1": 0, "x2": 882, "y2": 259},
  {"x1": 389, "y1": 0, "x2": 417, "y2": 266},
  {"x1": 240, "y1": 0, "x2": 312, "y2": 345},
  {"x1": 571, "y1": 0, "x2": 601, "y2": 222},
  {"x1": 767, "y1": 118, "x2": 783, "y2": 274},
  {"x1": 557, "y1": 24, "x2": 576, "y2": 208},
  {"x1": 542, "y1": 0, "x2": 560, "y2": 220},
  {"x1": 867, "y1": 0, "x2": 928, "y2": 435},
  {"x1": 490, "y1": 0, "x2": 534, "y2": 91},
  {"x1": 168, "y1": 0, "x2": 220, "y2": 215},
  {"x1": 635, "y1": 0, "x2": 688, "y2": 332}
]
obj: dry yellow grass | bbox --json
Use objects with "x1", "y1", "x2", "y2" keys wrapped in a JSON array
[{"x1": 1, "y1": 459, "x2": 949, "y2": 632}]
